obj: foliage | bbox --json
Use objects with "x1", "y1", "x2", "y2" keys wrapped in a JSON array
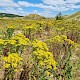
[
  {"x1": 0, "y1": 16, "x2": 80, "y2": 80},
  {"x1": 55, "y1": 12, "x2": 63, "y2": 20},
  {"x1": 0, "y1": 13, "x2": 23, "y2": 18},
  {"x1": 3, "y1": 53, "x2": 22, "y2": 80}
]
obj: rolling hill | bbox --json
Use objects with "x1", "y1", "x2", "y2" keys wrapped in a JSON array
[
  {"x1": 23, "y1": 14, "x2": 46, "y2": 20},
  {"x1": 0, "y1": 13, "x2": 23, "y2": 18},
  {"x1": 67, "y1": 11, "x2": 80, "y2": 20}
]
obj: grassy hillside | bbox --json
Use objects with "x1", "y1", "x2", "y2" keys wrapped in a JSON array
[
  {"x1": 0, "y1": 13, "x2": 23, "y2": 18},
  {"x1": 23, "y1": 14, "x2": 46, "y2": 20},
  {"x1": 67, "y1": 11, "x2": 80, "y2": 20}
]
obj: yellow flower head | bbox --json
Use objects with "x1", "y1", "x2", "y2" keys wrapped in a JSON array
[
  {"x1": 3, "y1": 53, "x2": 23, "y2": 68},
  {"x1": 5, "y1": 39, "x2": 16, "y2": 45},
  {"x1": 0, "y1": 39, "x2": 4, "y2": 45},
  {"x1": 12, "y1": 34, "x2": 30, "y2": 46},
  {"x1": 7, "y1": 26, "x2": 14, "y2": 29},
  {"x1": 32, "y1": 39, "x2": 48, "y2": 51}
]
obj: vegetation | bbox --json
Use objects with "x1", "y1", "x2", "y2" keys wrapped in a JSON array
[
  {"x1": 0, "y1": 13, "x2": 23, "y2": 18},
  {"x1": 55, "y1": 12, "x2": 63, "y2": 20},
  {"x1": 23, "y1": 14, "x2": 46, "y2": 20},
  {"x1": 0, "y1": 12, "x2": 80, "y2": 80},
  {"x1": 67, "y1": 11, "x2": 80, "y2": 20}
]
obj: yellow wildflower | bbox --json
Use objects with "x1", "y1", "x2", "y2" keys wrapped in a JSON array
[
  {"x1": 4, "y1": 64, "x2": 10, "y2": 68},
  {"x1": 0, "y1": 39, "x2": 4, "y2": 44},
  {"x1": 5, "y1": 39, "x2": 16, "y2": 45},
  {"x1": 32, "y1": 39, "x2": 48, "y2": 51},
  {"x1": 7, "y1": 26, "x2": 14, "y2": 29},
  {"x1": 3, "y1": 53, "x2": 23, "y2": 68},
  {"x1": 14, "y1": 69, "x2": 18, "y2": 72}
]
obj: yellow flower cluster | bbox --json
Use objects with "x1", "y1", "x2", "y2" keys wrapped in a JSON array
[
  {"x1": 0, "y1": 34, "x2": 30, "y2": 46},
  {"x1": 33, "y1": 49, "x2": 52, "y2": 58},
  {"x1": 56, "y1": 27, "x2": 64, "y2": 31},
  {"x1": 12, "y1": 34, "x2": 30, "y2": 46},
  {"x1": 45, "y1": 71, "x2": 51, "y2": 76},
  {"x1": 5, "y1": 39, "x2": 16, "y2": 45},
  {"x1": 32, "y1": 39, "x2": 48, "y2": 51},
  {"x1": 66, "y1": 39, "x2": 78, "y2": 48},
  {"x1": 7, "y1": 26, "x2": 14, "y2": 29},
  {"x1": 49, "y1": 35, "x2": 65, "y2": 43},
  {"x1": 23, "y1": 26, "x2": 34, "y2": 30},
  {"x1": 23, "y1": 23, "x2": 37, "y2": 30},
  {"x1": 0, "y1": 39, "x2": 4, "y2": 45},
  {"x1": 32, "y1": 40, "x2": 56, "y2": 70},
  {"x1": 49, "y1": 35, "x2": 78, "y2": 48},
  {"x1": 3, "y1": 53, "x2": 22, "y2": 68}
]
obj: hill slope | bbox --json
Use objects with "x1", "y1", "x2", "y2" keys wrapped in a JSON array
[
  {"x1": 0, "y1": 13, "x2": 23, "y2": 18},
  {"x1": 23, "y1": 14, "x2": 46, "y2": 20},
  {"x1": 67, "y1": 11, "x2": 80, "y2": 20}
]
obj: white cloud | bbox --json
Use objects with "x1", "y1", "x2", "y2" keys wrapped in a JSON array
[
  {"x1": 0, "y1": 0, "x2": 19, "y2": 7},
  {"x1": 17, "y1": 1, "x2": 69, "y2": 11},
  {"x1": 32, "y1": 10, "x2": 38, "y2": 14},
  {"x1": 17, "y1": 0, "x2": 80, "y2": 11},
  {"x1": 42, "y1": 0, "x2": 80, "y2": 11},
  {"x1": 18, "y1": 1, "x2": 53, "y2": 10},
  {"x1": 42, "y1": 0, "x2": 64, "y2": 6},
  {"x1": 0, "y1": 7, "x2": 27, "y2": 16},
  {"x1": 0, "y1": 0, "x2": 12, "y2": 3},
  {"x1": 42, "y1": 0, "x2": 80, "y2": 5},
  {"x1": 0, "y1": 0, "x2": 27, "y2": 16}
]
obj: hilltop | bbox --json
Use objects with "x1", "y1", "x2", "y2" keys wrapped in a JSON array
[{"x1": 23, "y1": 14, "x2": 46, "y2": 20}]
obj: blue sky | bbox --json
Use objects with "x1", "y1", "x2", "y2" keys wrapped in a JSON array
[{"x1": 0, "y1": 0, "x2": 80, "y2": 17}]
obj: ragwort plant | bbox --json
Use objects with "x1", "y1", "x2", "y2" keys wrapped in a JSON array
[{"x1": 47, "y1": 35, "x2": 78, "y2": 80}]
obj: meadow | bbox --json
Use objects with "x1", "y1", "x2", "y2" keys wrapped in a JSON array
[{"x1": 0, "y1": 17, "x2": 80, "y2": 80}]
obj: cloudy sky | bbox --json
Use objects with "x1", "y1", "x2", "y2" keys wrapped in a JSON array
[{"x1": 0, "y1": 0, "x2": 80, "y2": 17}]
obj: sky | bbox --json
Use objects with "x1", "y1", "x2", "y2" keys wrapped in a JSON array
[{"x1": 0, "y1": 0, "x2": 80, "y2": 17}]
